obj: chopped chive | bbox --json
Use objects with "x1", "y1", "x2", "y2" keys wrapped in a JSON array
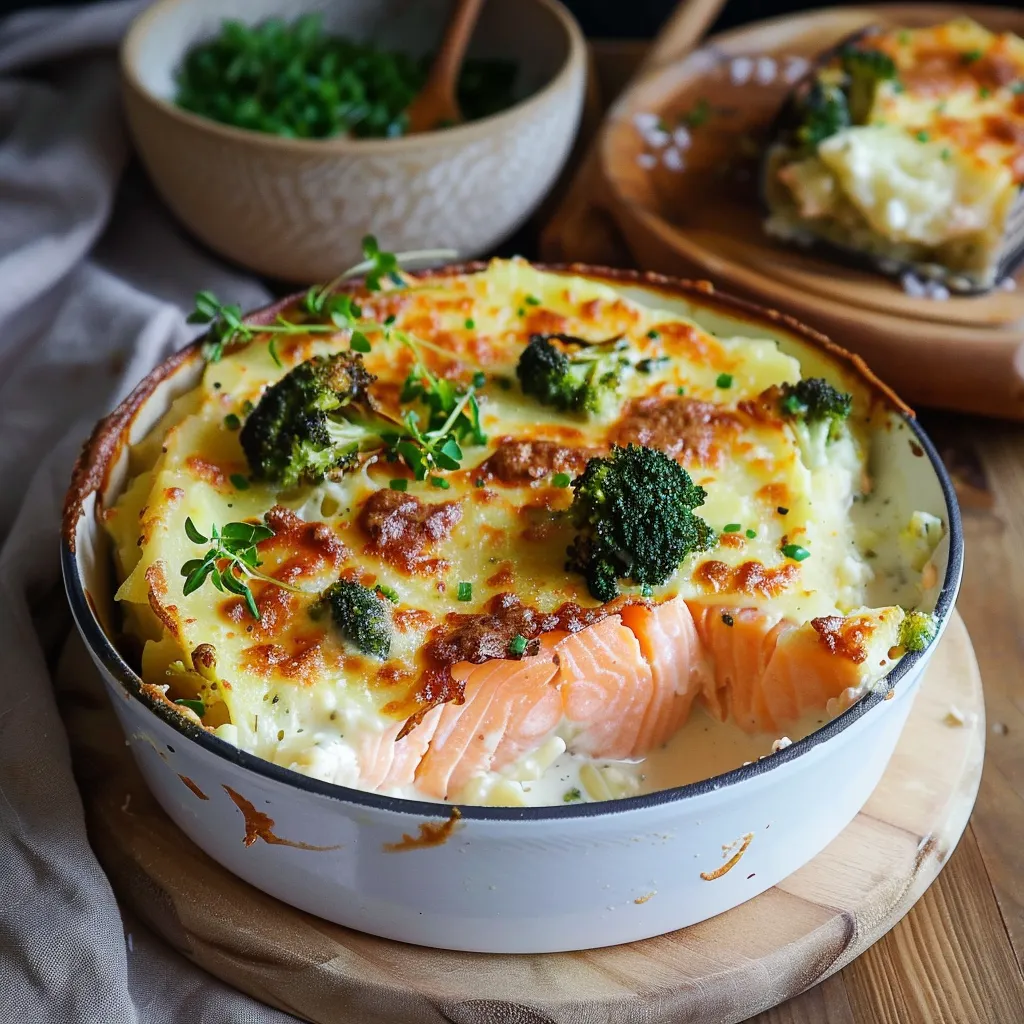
[
  {"x1": 979, "y1": 86, "x2": 991, "y2": 98},
  {"x1": 472, "y1": 371, "x2": 486, "y2": 388},
  {"x1": 940, "y1": 147, "x2": 951, "y2": 162},
  {"x1": 563, "y1": 787, "x2": 582, "y2": 803},
  {"x1": 375, "y1": 584, "x2": 400, "y2": 603},
  {"x1": 961, "y1": 49, "x2": 982, "y2": 63},
  {"x1": 429, "y1": 476, "x2": 451, "y2": 489},
  {"x1": 915, "y1": 130, "x2": 929, "y2": 143},
  {"x1": 229, "y1": 474, "x2": 250, "y2": 490},
  {"x1": 781, "y1": 543, "x2": 810, "y2": 561},
  {"x1": 525, "y1": 295, "x2": 541, "y2": 306},
  {"x1": 465, "y1": 317, "x2": 476, "y2": 330},
  {"x1": 716, "y1": 373, "x2": 733, "y2": 388},
  {"x1": 723, "y1": 523, "x2": 742, "y2": 533},
  {"x1": 552, "y1": 472, "x2": 572, "y2": 488},
  {"x1": 223, "y1": 413, "x2": 241, "y2": 430},
  {"x1": 676, "y1": 385, "x2": 686, "y2": 396},
  {"x1": 241, "y1": 399, "x2": 254, "y2": 416},
  {"x1": 777, "y1": 506, "x2": 789, "y2": 516},
  {"x1": 646, "y1": 329, "x2": 660, "y2": 340},
  {"x1": 174, "y1": 698, "x2": 206, "y2": 717},
  {"x1": 389, "y1": 479, "x2": 408, "y2": 492},
  {"x1": 517, "y1": 307, "x2": 525, "y2": 317},
  {"x1": 457, "y1": 581, "x2": 473, "y2": 602},
  {"x1": 746, "y1": 528, "x2": 757, "y2": 539},
  {"x1": 721, "y1": 612, "x2": 734, "y2": 627},
  {"x1": 508, "y1": 634, "x2": 528, "y2": 657},
  {"x1": 267, "y1": 338, "x2": 281, "y2": 367},
  {"x1": 474, "y1": 477, "x2": 486, "y2": 488}
]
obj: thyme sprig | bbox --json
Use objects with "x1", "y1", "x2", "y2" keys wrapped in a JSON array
[
  {"x1": 180, "y1": 517, "x2": 303, "y2": 619},
  {"x1": 191, "y1": 235, "x2": 457, "y2": 363}
]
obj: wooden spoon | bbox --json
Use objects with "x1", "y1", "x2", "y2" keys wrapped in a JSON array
[{"x1": 406, "y1": 0, "x2": 485, "y2": 133}]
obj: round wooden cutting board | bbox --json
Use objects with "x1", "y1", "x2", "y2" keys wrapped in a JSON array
[
  {"x1": 57, "y1": 612, "x2": 983, "y2": 1024},
  {"x1": 599, "y1": 5, "x2": 1024, "y2": 420}
]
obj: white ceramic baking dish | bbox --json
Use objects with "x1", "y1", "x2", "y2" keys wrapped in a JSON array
[{"x1": 62, "y1": 265, "x2": 962, "y2": 953}]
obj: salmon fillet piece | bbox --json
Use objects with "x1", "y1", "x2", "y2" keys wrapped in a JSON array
[
  {"x1": 358, "y1": 704, "x2": 443, "y2": 792},
  {"x1": 618, "y1": 599, "x2": 715, "y2": 752},
  {"x1": 689, "y1": 604, "x2": 872, "y2": 734},
  {"x1": 554, "y1": 615, "x2": 655, "y2": 760},
  {"x1": 415, "y1": 645, "x2": 563, "y2": 800}
]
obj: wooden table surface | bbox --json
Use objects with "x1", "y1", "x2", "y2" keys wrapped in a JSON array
[{"x1": 538, "y1": 38, "x2": 1024, "y2": 1024}]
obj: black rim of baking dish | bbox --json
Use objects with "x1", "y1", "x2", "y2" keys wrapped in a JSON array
[{"x1": 60, "y1": 299, "x2": 963, "y2": 825}]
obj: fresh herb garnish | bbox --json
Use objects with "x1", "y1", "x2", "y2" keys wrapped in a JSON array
[
  {"x1": 746, "y1": 528, "x2": 757, "y2": 539},
  {"x1": 682, "y1": 97, "x2": 712, "y2": 127},
  {"x1": 915, "y1": 130, "x2": 930, "y2": 143},
  {"x1": 508, "y1": 634, "x2": 528, "y2": 657},
  {"x1": 224, "y1": 413, "x2": 241, "y2": 430},
  {"x1": 457, "y1": 582, "x2": 473, "y2": 602},
  {"x1": 374, "y1": 583, "x2": 400, "y2": 603},
  {"x1": 180, "y1": 517, "x2": 302, "y2": 620},
  {"x1": 174, "y1": 13, "x2": 518, "y2": 140},
  {"x1": 230, "y1": 474, "x2": 250, "y2": 490},
  {"x1": 563, "y1": 787, "x2": 582, "y2": 803},
  {"x1": 781, "y1": 543, "x2": 810, "y2": 561},
  {"x1": 429, "y1": 476, "x2": 451, "y2": 489},
  {"x1": 551, "y1": 472, "x2": 572, "y2": 488},
  {"x1": 465, "y1": 317, "x2": 476, "y2": 329},
  {"x1": 961, "y1": 49, "x2": 983, "y2": 63},
  {"x1": 174, "y1": 697, "x2": 206, "y2": 718},
  {"x1": 716, "y1": 373, "x2": 733, "y2": 388},
  {"x1": 525, "y1": 295, "x2": 541, "y2": 306},
  {"x1": 723, "y1": 523, "x2": 742, "y2": 533},
  {"x1": 389, "y1": 479, "x2": 408, "y2": 492}
]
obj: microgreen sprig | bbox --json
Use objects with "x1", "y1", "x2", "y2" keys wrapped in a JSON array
[
  {"x1": 190, "y1": 236, "x2": 456, "y2": 364},
  {"x1": 180, "y1": 517, "x2": 303, "y2": 620}
]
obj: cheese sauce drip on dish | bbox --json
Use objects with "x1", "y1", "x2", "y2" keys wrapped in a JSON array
[{"x1": 105, "y1": 260, "x2": 942, "y2": 806}]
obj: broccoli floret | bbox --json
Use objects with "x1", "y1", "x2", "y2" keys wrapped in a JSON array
[
  {"x1": 778, "y1": 378, "x2": 853, "y2": 469},
  {"x1": 840, "y1": 44, "x2": 898, "y2": 123},
  {"x1": 516, "y1": 333, "x2": 628, "y2": 418},
  {"x1": 314, "y1": 580, "x2": 392, "y2": 659},
  {"x1": 565, "y1": 444, "x2": 713, "y2": 602},
  {"x1": 898, "y1": 610, "x2": 938, "y2": 654},
  {"x1": 240, "y1": 352, "x2": 388, "y2": 489},
  {"x1": 796, "y1": 81, "x2": 850, "y2": 149}
]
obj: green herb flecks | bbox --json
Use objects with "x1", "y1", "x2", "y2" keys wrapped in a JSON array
[
  {"x1": 781, "y1": 543, "x2": 811, "y2": 562},
  {"x1": 457, "y1": 582, "x2": 473, "y2": 602}
]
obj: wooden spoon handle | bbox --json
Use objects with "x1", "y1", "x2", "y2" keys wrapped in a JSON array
[
  {"x1": 422, "y1": 0, "x2": 485, "y2": 101},
  {"x1": 638, "y1": 0, "x2": 730, "y2": 75}
]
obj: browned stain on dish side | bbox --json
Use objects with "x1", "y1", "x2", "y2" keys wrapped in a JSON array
[
  {"x1": 222, "y1": 786, "x2": 340, "y2": 850},
  {"x1": 178, "y1": 775, "x2": 209, "y2": 800},
  {"x1": 701, "y1": 833, "x2": 754, "y2": 881},
  {"x1": 383, "y1": 807, "x2": 463, "y2": 852}
]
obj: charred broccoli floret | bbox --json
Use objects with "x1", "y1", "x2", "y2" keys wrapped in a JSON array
[
  {"x1": 314, "y1": 579, "x2": 392, "y2": 659},
  {"x1": 240, "y1": 352, "x2": 389, "y2": 489},
  {"x1": 898, "y1": 610, "x2": 938, "y2": 654},
  {"x1": 796, "y1": 80, "x2": 850, "y2": 149},
  {"x1": 839, "y1": 44, "x2": 898, "y2": 123},
  {"x1": 516, "y1": 333, "x2": 628, "y2": 418},
  {"x1": 778, "y1": 377, "x2": 853, "y2": 469},
  {"x1": 566, "y1": 444, "x2": 713, "y2": 602}
]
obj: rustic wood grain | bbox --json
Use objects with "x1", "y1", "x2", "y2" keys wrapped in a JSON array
[{"x1": 56, "y1": 612, "x2": 983, "y2": 1024}]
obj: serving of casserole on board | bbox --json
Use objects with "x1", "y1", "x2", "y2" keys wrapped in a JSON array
[
  {"x1": 562, "y1": 5, "x2": 1024, "y2": 420},
  {"x1": 57, "y1": 612, "x2": 984, "y2": 1024}
]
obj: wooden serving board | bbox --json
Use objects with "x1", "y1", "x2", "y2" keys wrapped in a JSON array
[
  {"x1": 545, "y1": 5, "x2": 1024, "y2": 421},
  {"x1": 56, "y1": 612, "x2": 984, "y2": 1024}
]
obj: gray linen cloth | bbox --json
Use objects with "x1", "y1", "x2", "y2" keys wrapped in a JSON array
[{"x1": 0, "y1": 3, "x2": 297, "y2": 1020}]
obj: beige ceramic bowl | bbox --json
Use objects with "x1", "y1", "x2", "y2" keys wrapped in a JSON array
[{"x1": 121, "y1": 0, "x2": 586, "y2": 282}]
